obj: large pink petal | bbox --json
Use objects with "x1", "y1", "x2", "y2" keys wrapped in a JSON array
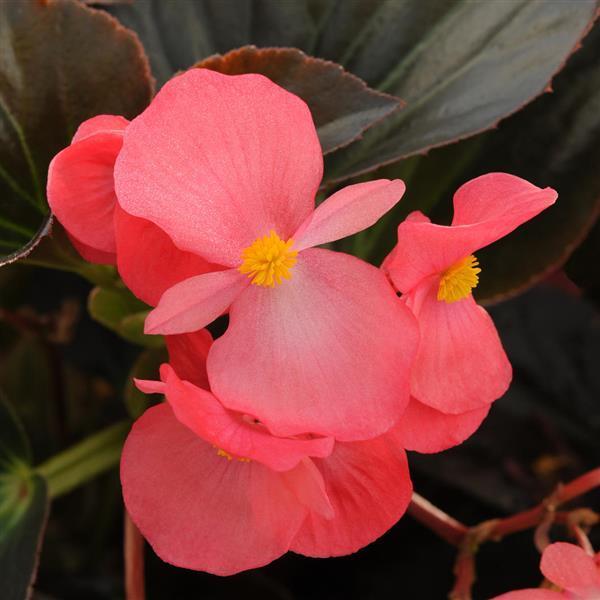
[
  {"x1": 541, "y1": 543, "x2": 600, "y2": 597},
  {"x1": 144, "y1": 269, "x2": 248, "y2": 335},
  {"x1": 208, "y1": 248, "x2": 419, "y2": 441},
  {"x1": 290, "y1": 434, "x2": 412, "y2": 557},
  {"x1": 115, "y1": 69, "x2": 323, "y2": 266},
  {"x1": 114, "y1": 204, "x2": 222, "y2": 307},
  {"x1": 396, "y1": 397, "x2": 490, "y2": 454},
  {"x1": 160, "y1": 364, "x2": 334, "y2": 472},
  {"x1": 48, "y1": 132, "x2": 123, "y2": 254},
  {"x1": 121, "y1": 403, "x2": 307, "y2": 575},
  {"x1": 294, "y1": 179, "x2": 405, "y2": 251},
  {"x1": 72, "y1": 114, "x2": 128, "y2": 143},
  {"x1": 385, "y1": 174, "x2": 556, "y2": 293},
  {"x1": 166, "y1": 329, "x2": 213, "y2": 390},
  {"x1": 407, "y1": 277, "x2": 511, "y2": 413},
  {"x1": 491, "y1": 592, "x2": 564, "y2": 600}
]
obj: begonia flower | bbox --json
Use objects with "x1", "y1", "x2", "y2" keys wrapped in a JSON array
[
  {"x1": 492, "y1": 542, "x2": 600, "y2": 599},
  {"x1": 47, "y1": 115, "x2": 219, "y2": 306},
  {"x1": 112, "y1": 68, "x2": 418, "y2": 441},
  {"x1": 122, "y1": 329, "x2": 413, "y2": 575},
  {"x1": 383, "y1": 173, "x2": 557, "y2": 452}
]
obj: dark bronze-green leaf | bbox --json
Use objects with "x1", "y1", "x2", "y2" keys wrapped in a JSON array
[
  {"x1": 197, "y1": 46, "x2": 402, "y2": 154},
  {"x1": 0, "y1": 0, "x2": 152, "y2": 265},
  {"x1": 106, "y1": 0, "x2": 317, "y2": 87},
  {"x1": 470, "y1": 23, "x2": 600, "y2": 303},
  {"x1": 324, "y1": 0, "x2": 598, "y2": 183}
]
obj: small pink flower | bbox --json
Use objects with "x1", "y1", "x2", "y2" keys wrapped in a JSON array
[
  {"x1": 384, "y1": 173, "x2": 557, "y2": 453},
  {"x1": 47, "y1": 114, "x2": 128, "y2": 265},
  {"x1": 112, "y1": 69, "x2": 418, "y2": 441},
  {"x1": 47, "y1": 117, "x2": 219, "y2": 306},
  {"x1": 122, "y1": 330, "x2": 413, "y2": 575},
  {"x1": 492, "y1": 542, "x2": 600, "y2": 599}
]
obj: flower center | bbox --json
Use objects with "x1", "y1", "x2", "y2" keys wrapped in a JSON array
[
  {"x1": 239, "y1": 230, "x2": 298, "y2": 287},
  {"x1": 437, "y1": 255, "x2": 481, "y2": 303}
]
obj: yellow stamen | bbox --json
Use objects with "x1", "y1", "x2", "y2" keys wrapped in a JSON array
[
  {"x1": 239, "y1": 230, "x2": 298, "y2": 287},
  {"x1": 437, "y1": 255, "x2": 481, "y2": 303},
  {"x1": 215, "y1": 447, "x2": 250, "y2": 463},
  {"x1": 216, "y1": 447, "x2": 233, "y2": 461}
]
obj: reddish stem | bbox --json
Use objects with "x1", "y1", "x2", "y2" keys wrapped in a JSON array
[
  {"x1": 408, "y1": 468, "x2": 600, "y2": 600},
  {"x1": 408, "y1": 493, "x2": 468, "y2": 547},
  {"x1": 490, "y1": 467, "x2": 600, "y2": 539},
  {"x1": 124, "y1": 511, "x2": 146, "y2": 600},
  {"x1": 449, "y1": 551, "x2": 476, "y2": 600}
]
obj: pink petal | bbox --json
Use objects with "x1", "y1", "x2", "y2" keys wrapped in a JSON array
[
  {"x1": 72, "y1": 114, "x2": 128, "y2": 143},
  {"x1": 294, "y1": 179, "x2": 405, "y2": 251},
  {"x1": 290, "y1": 434, "x2": 412, "y2": 557},
  {"x1": 491, "y1": 592, "x2": 564, "y2": 600},
  {"x1": 208, "y1": 248, "x2": 419, "y2": 441},
  {"x1": 541, "y1": 542, "x2": 600, "y2": 597},
  {"x1": 114, "y1": 204, "x2": 222, "y2": 307},
  {"x1": 67, "y1": 233, "x2": 116, "y2": 265},
  {"x1": 48, "y1": 131, "x2": 123, "y2": 254},
  {"x1": 115, "y1": 69, "x2": 323, "y2": 266},
  {"x1": 396, "y1": 397, "x2": 490, "y2": 454},
  {"x1": 381, "y1": 212, "x2": 429, "y2": 289},
  {"x1": 407, "y1": 277, "x2": 511, "y2": 413},
  {"x1": 281, "y1": 458, "x2": 334, "y2": 520},
  {"x1": 452, "y1": 173, "x2": 557, "y2": 228},
  {"x1": 384, "y1": 174, "x2": 557, "y2": 293},
  {"x1": 144, "y1": 269, "x2": 248, "y2": 335},
  {"x1": 160, "y1": 364, "x2": 334, "y2": 472},
  {"x1": 134, "y1": 379, "x2": 165, "y2": 395},
  {"x1": 121, "y1": 404, "x2": 307, "y2": 575},
  {"x1": 165, "y1": 329, "x2": 213, "y2": 390}
]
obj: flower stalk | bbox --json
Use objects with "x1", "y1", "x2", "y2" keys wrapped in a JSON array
[
  {"x1": 408, "y1": 467, "x2": 600, "y2": 599},
  {"x1": 36, "y1": 420, "x2": 130, "y2": 499},
  {"x1": 125, "y1": 510, "x2": 146, "y2": 600}
]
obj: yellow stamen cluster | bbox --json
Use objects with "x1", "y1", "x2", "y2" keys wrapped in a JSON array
[
  {"x1": 239, "y1": 230, "x2": 298, "y2": 287},
  {"x1": 437, "y1": 255, "x2": 481, "y2": 303},
  {"x1": 216, "y1": 447, "x2": 250, "y2": 463}
]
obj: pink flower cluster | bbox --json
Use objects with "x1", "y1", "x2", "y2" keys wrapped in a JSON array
[{"x1": 48, "y1": 69, "x2": 557, "y2": 575}]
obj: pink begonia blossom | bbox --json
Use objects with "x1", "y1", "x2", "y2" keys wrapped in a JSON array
[
  {"x1": 492, "y1": 542, "x2": 600, "y2": 599},
  {"x1": 110, "y1": 68, "x2": 418, "y2": 442},
  {"x1": 384, "y1": 173, "x2": 557, "y2": 453},
  {"x1": 47, "y1": 116, "x2": 219, "y2": 306},
  {"x1": 122, "y1": 329, "x2": 413, "y2": 575}
]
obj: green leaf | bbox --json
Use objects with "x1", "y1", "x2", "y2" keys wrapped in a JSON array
[
  {"x1": 124, "y1": 346, "x2": 168, "y2": 418},
  {"x1": 0, "y1": 396, "x2": 49, "y2": 600},
  {"x1": 106, "y1": 0, "x2": 317, "y2": 87},
  {"x1": 106, "y1": 0, "x2": 597, "y2": 187},
  {"x1": 0, "y1": 0, "x2": 152, "y2": 265},
  {"x1": 468, "y1": 23, "x2": 600, "y2": 303},
  {"x1": 0, "y1": 216, "x2": 52, "y2": 269},
  {"x1": 88, "y1": 286, "x2": 163, "y2": 348},
  {"x1": 197, "y1": 46, "x2": 401, "y2": 154},
  {"x1": 340, "y1": 12, "x2": 600, "y2": 303},
  {"x1": 324, "y1": 0, "x2": 598, "y2": 182}
]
